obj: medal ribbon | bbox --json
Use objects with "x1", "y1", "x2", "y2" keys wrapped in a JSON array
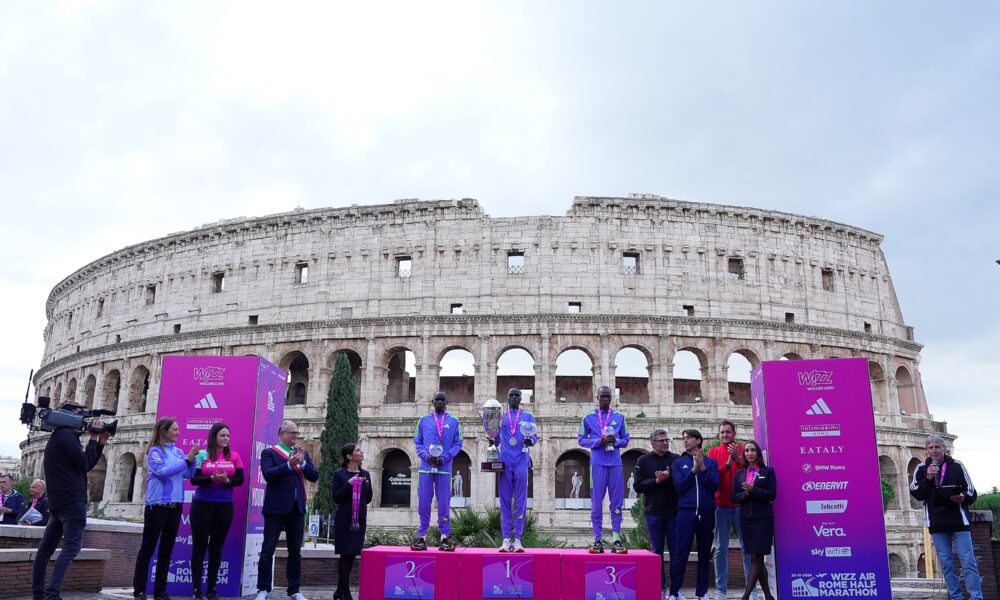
[
  {"x1": 351, "y1": 475, "x2": 363, "y2": 530},
  {"x1": 597, "y1": 409, "x2": 613, "y2": 435},
  {"x1": 433, "y1": 411, "x2": 447, "y2": 443},
  {"x1": 507, "y1": 408, "x2": 521, "y2": 441}
]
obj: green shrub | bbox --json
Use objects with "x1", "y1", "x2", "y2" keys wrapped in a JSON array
[{"x1": 971, "y1": 491, "x2": 1000, "y2": 540}]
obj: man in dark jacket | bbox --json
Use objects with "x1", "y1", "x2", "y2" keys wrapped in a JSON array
[
  {"x1": 909, "y1": 434, "x2": 982, "y2": 600},
  {"x1": 32, "y1": 403, "x2": 109, "y2": 600},
  {"x1": 20, "y1": 480, "x2": 50, "y2": 526},
  {"x1": 255, "y1": 420, "x2": 319, "y2": 600},
  {"x1": 633, "y1": 428, "x2": 680, "y2": 593},
  {"x1": 0, "y1": 473, "x2": 25, "y2": 525}
]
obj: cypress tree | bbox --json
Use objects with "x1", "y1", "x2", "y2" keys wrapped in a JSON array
[{"x1": 314, "y1": 352, "x2": 360, "y2": 517}]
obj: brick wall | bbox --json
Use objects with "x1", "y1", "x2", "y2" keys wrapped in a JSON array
[
  {"x1": 82, "y1": 524, "x2": 143, "y2": 587},
  {"x1": 970, "y1": 513, "x2": 996, "y2": 600},
  {"x1": 0, "y1": 549, "x2": 108, "y2": 599}
]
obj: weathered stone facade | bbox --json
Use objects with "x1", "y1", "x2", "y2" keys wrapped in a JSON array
[{"x1": 22, "y1": 195, "x2": 944, "y2": 576}]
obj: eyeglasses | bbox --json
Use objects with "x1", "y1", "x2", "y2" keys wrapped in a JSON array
[
  {"x1": 652, "y1": 438, "x2": 669, "y2": 443},
  {"x1": 284, "y1": 431, "x2": 300, "y2": 437}
]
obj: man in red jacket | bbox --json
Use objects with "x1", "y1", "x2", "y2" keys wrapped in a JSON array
[{"x1": 705, "y1": 420, "x2": 751, "y2": 600}]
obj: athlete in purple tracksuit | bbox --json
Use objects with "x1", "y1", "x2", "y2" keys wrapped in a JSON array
[
  {"x1": 577, "y1": 385, "x2": 630, "y2": 554},
  {"x1": 497, "y1": 388, "x2": 538, "y2": 552},
  {"x1": 411, "y1": 390, "x2": 463, "y2": 551}
]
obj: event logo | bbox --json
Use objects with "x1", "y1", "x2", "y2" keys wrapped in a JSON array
[
  {"x1": 801, "y1": 424, "x2": 840, "y2": 437},
  {"x1": 802, "y1": 481, "x2": 848, "y2": 492},
  {"x1": 797, "y1": 370, "x2": 834, "y2": 391},
  {"x1": 805, "y1": 398, "x2": 833, "y2": 415},
  {"x1": 791, "y1": 572, "x2": 878, "y2": 597},
  {"x1": 802, "y1": 463, "x2": 847, "y2": 473},
  {"x1": 800, "y1": 445, "x2": 845, "y2": 455},
  {"x1": 806, "y1": 500, "x2": 848, "y2": 514},
  {"x1": 812, "y1": 523, "x2": 846, "y2": 538},
  {"x1": 193, "y1": 366, "x2": 225, "y2": 382},
  {"x1": 194, "y1": 393, "x2": 218, "y2": 409},
  {"x1": 810, "y1": 547, "x2": 852, "y2": 558}
]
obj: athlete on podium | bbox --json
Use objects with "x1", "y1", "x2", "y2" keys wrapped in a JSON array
[
  {"x1": 577, "y1": 385, "x2": 630, "y2": 554},
  {"x1": 497, "y1": 388, "x2": 538, "y2": 552},
  {"x1": 411, "y1": 390, "x2": 463, "y2": 552}
]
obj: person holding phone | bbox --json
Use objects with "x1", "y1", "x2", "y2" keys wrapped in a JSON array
[
  {"x1": 909, "y1": 434, "x2": 982, "y2": 600},
  {"x1": 732, "y1": 441, "x2": 775, "y2": 600},
  {"x1": 189, "y1": 423, "x2": 244, "y2": 600},
  {"x1": 255, "y1": 420, "x2": 319, "y2": 600}
]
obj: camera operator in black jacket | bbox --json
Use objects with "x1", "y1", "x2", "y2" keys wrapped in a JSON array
[
  {"x1": 909, "y1": 434, "x2": 982, "y2": 600},
  {"x1": 32, "y1": 403, "x2": 109, "y2": 600}
]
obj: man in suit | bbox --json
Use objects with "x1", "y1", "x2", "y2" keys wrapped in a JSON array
[
  {"x1": 21, "y1": 480, "x2": 49, "y2": 526},
  {"x1": 256, "y1": 420, "x2": 319, "y2": 600}
]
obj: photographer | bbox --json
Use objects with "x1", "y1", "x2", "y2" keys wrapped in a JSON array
[{"x1": 31, "y1": 402, "x2": 110, "y2": 600}]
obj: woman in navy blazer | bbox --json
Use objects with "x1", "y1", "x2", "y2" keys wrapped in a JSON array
[{"x1": 732, "y1": 440, "x2": 776, "y2": 600}]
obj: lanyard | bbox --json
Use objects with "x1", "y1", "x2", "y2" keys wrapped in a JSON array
[
  {"x1": 506, "y1": 408, "x2": 521, "y2": 438},
  {"x1": 31, "y1": 498, "x2": 38, "y2": 509},
  {"x1": 432, "y1": 412, "x2": 447, "y2": 442},
  {"x1": 597, "y1": 409, "x2": 613, "y2": 433},
  {"x1": 746, "y1": 467, "x2": 759, "y2": 486},
  {"x1": 939, "y1": 462, "x2": 947, "y2": 485}
]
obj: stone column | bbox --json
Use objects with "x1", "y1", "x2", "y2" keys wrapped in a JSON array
[
  {"x1": 534, "y1": 437, "x2": 555, "y2": 527},
  {"x1": 536, "y1": 334, "x2": 552, "y2": 412},
  {"x1": 477, "y1": 334, "x2": 491, "y2": 404},
  {"x1": 147, "y1": 353, "x2": 161, "y2": 413},
  {"x1": 363, "y1": 336, "x2": 378, "y2": 409},
  {"x1": 600, "y1": 334, "x2": 612, "y2": 390}
]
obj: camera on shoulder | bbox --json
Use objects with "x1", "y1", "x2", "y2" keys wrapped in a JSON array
[{"x1": 20, "y1": 396, "x2": 118, "y2": 436}]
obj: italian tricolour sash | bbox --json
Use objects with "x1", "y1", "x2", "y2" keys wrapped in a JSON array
[{"x1": 272, "y1": 444, "x2": 306, "y2": 494}]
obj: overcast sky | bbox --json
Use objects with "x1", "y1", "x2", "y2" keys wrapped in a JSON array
[{"x1": 1, "y1": 2, "x2": 997, "y2": 491}]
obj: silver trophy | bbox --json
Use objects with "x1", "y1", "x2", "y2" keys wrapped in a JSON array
[
  {"x1": 479, "y1": 399, "x2": 505, "y2": 472},
  {"x1": 603, "y1": 425, "x2": 615, "y2": 451},
  {"x1": 519, "y1": 420, "x2": 537, "y2": 453},
  {"x1": 428, "y1": 443, "x2": 444, "y2": 474}
]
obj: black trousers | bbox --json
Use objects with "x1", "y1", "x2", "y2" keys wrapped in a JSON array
[
  {"x1": 190, "y1": 500, "x2": 234, "y2": 594},
  {"x1": 257, "y1": 506, "x2": 305, "y2": 595},
  {"x1": 133, "y1": 504, "x2": 183, "y2": 597}
]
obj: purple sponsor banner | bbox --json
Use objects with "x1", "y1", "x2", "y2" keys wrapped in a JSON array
[
  {"x1": 584, "y1": 561, "x2": 636, "y2": 600},
  {"x1": 483, "y1": 555, "x2": 534, "y2": 598},
  {"x1": 152, "y1": 355, "x2": 285, "y2": 598},
  {"x1": 384, "y1": 555, "x2": 436, "y2": 599},
  {"x1": 751, "y1": 358, "x2": 891, "y2": 600}
]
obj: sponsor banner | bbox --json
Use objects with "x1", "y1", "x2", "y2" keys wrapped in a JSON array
[
  {"x1": 751, "y1": 358, "x2": 891, "y2": 599},
  {"x1": 154, "y1": 356, "x2": 286, "y2": 598}
]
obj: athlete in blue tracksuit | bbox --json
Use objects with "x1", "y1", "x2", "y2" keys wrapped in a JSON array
[
  {"x1": 577, "y1": 385, "x2": 630, "y2": 554},
  {"x1": 670, "y1": 429, "x2": 720, "y2": 600},
  {"x1": 411, "y1": 390, "x2": 463, "y2": 551},
  {"x1": 497, "y1": 388, "x2": 538, "y2": 552}
]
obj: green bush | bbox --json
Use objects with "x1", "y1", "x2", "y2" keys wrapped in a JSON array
[
  {"x1": 880, "y1": 478, "x2": 895, "y2": 512},
  {"x1": 626, "y1": 497, "x2": 649, "y2": 549},
  {"x1": 971, "y1": 491, "x2": 1000, "y2": 540}
]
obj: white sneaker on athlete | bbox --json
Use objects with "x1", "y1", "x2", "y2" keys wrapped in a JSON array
[
  {"x1": 512, "y1": 539, "x2": 524, "y2": 552},
  {"x1": 499, "y1": 539, "x2": 512, "y2": 552}
]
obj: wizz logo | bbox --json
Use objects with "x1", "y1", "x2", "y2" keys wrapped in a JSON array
[
  {"x1": 797, "y1": 370, "x2": 833, "y2": 387},
  {"x1": 193, "y1": 367, "x2": 225, "y2": 381}
]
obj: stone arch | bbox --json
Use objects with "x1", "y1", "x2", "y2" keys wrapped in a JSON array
[
  {"x1": 496, "y1": 347, "x2": 536, "y2": 404},
  {"x1": 888, "y1": 553, "x2": 907, "y2": 578},
  {"x1": 452, "y1": 450, "x2": 472, "y2": 500},
  {"x1": 906, "y1": 456, "x2": 923, "y2": 509},
  {"x1": 726, "y1": 350, "x2": 757, "y2": 406},
  {"x1": 380, "y1": 448, "x2": 412, "y2": 507},
  {"x1": 615, "y1": 346, "x2": 650, "y2": 404},
  {"x1": 385, "y1": 347, "x2": 416, "y2": 404},
  {"x1": 116, "y1": 452, "x2": 138, "y2": 502},
  {"x1": 879, "y1": 454, "x2": 899, "y2": 510},
  {"x1": 780, "y1": 352, "x2": 802, "y2": 360},
  {"x1": 895, "y1": 366, "x2": 916, "y2": 415},
  {"x1": 83, "y1": 374, "x2": 97, "y2": 409},
  {"x1": 622, "y1": 449, "x2": 647, "y2": 500},
  {"x1": 88, "y1": 455, "x2": 107, "y2": 502},
  {"x1": 556, "y1": 347, "x2": 594, "y2": 403},
  {"x1": 279, "y1": 351, "x2": 310, "y2": 406},
  {"x1": 438, "y1": 347, "x2": 475, "y2": 403},
  {"x1": 868, "y1": 361, "x2": 888, "y2": 412},
  {"x1": 102, "y1": 369, "x2": 122, "y2": 413},
  {"x1": 917, "y1": 553, "x2": 926, "y2": 578},
  {"x1": 127, "y1": 365, "x2": 150, "y2": 413},
  {"x1": 328, "y1": 349, "x2": 363, "y2": 396},
  {"x1": 53, "y1": 382, "x2": 63, "y2": 405},
  {"x1": 672, "y1": 347, "x2": 707, "y2": 403},
  {"x1": 555, "y1": 449, "x2": 591, "y2": 504},
  {"x1": 66, "y1": 378, "x2": 78, "y2": 405}
]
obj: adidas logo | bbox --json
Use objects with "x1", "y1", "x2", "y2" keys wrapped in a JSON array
[
  {"x1": 806, "y1": 398, "x2": 832, "y2": 415},
  {"x1": 194, "y1": 393, "x2": 218, "y2": 409}
]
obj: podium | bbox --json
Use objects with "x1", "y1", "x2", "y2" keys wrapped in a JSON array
[{"x1": 359, "y1": 546, "x2": 660, "y2": 600}]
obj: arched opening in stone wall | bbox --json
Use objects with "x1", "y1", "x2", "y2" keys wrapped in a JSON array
[
  {"x1": 116, "y1": 452, "x2": 138, "y2": 502},
  {"x1": 889, "y1": 553, "x2": 907, "y2": 578},
  {"x1": 83, "y1": 374, "x2": 96, "y2": 409},
  {"x1": 451, "y1": 451, "x2": 472, "y2": 505},
  {"x1": 622, "y1": 449, "x2": 646, "y2": 505},
  {"x1": 439, "y1": 348, "x2": 475, "y2": 403},
  {"x1": 385, "y1": 348, "x2": 416, "y2": 404},
  {"x1": 896, "y1": 366, "x2": 917, "y2": 415},
  {"x1": 878, "y1": 455, "x2": 899, "y2": 510},
  {"x1": 780, "y1": 352, "x2": 802, "y2": 361},
  {"x1": 102, "y1": 369, "x2": 121, "y2": 413},
  {"x1": 65, "y1": 378, "x2": 77, "y2": 405},
  {"x1": 917, "y1": 553, "x2": 926, "y2": 578},
  {"x1": 907, "y1": 457, "x2": 923, "y2": 509},
  {"x1": 329, "y1": 350, "x2": 363, "y2": 397},
  {"x1": 555, "y1": 450, "x2": 591, "y2": 508},
  {"x1": 727, "y1": 350, "x2": 756, "y2": 406},
  {"x1": 673, "y1": 349, "x2": 705, "y2": 403},
  {"x1": 53, "y1": 383, "x2": 62, "y2": 405},
  {"x1": 280, "y1": 351, "x2": 310, "y2": 406},
  {"x1": 614, "y1": 347, "x2": 650, "y2": 404},
  {"x1": 380, "y1": 449, "x2": 412, "y2": 507},
  {"x1": 496, "y1": 348, "x2": 535, "y2": 404},
  {"x1": 869, "y1": 362, "x2": 887, "y2": 412},
  {"x1": 128, "y1": 366, "x2": 150, "y2": 413},
  {"x1": 88, "y1": 455, "x2": 107, "y2": 503},
  {"x1": 556, "y1": 349, "x2": 594, "y2": 403}
]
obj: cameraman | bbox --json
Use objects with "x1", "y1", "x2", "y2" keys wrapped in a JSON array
[{"x1": 32, "y1": 402, "x2": 110, "y2": 600}]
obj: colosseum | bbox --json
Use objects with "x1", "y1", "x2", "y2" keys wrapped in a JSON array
[{"x1": 22, "y1": 195, "x2": 943, "y2": 577}]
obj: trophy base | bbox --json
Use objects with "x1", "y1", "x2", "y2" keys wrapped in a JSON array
[{"x1": 480, "y1": 461, "x2": 505, "y2": 472}]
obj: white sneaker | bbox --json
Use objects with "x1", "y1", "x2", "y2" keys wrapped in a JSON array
[
  {"x1": 512, "y1": 538, "x2": 524, "y2": 552},
  {"x1": 291, "y1": 593, "x2": 308, "y2": 600},
  {"x1": 678, "y1": 594, "x2": 686, "y2": 600},
  {"x1": 499, "y1": 539, "x2": 512, "y2": 552},
  {"x1": 255, "y1": 592, "x2": 268, "y2": 600},
  {"x1": 667, "y1": 596, "x2": 677, "y2": 600}
]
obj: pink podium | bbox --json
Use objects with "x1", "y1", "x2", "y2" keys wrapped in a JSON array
[
  {"x1": 459, "y1": 547, "x2": 562, "y2": 599},
  {"x1": 560, "y1": 549, "x2": 660, "y2": 600},
  {"x1": 360, "y1": 546, "x2": 462, "y2": 600}
]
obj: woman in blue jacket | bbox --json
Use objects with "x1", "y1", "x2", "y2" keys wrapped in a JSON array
[
  {"x1": 732, "y1": 440, "x2": 776, "y2": 600},
  {"x1": 132, "y1": 417, "x2": 198, "y2": 600}
]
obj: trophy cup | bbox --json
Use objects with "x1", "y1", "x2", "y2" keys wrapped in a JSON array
[
  {"x1": 519, "y1": 421, "x2": 537, "y2": 453},
  {"x1": 479, "y1": 399, "x2": 505, "y2": 472},
  {"x1": 428, "y1": 443, "x2": 444, "y2": 474},
  {"x1": 603, "y1": 425, "x2": 616, "y2": 451}
]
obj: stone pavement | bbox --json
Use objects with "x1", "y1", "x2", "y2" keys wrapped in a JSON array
[{"x1": 13, "y1": 580, "x2": 952, "y2": 600}]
